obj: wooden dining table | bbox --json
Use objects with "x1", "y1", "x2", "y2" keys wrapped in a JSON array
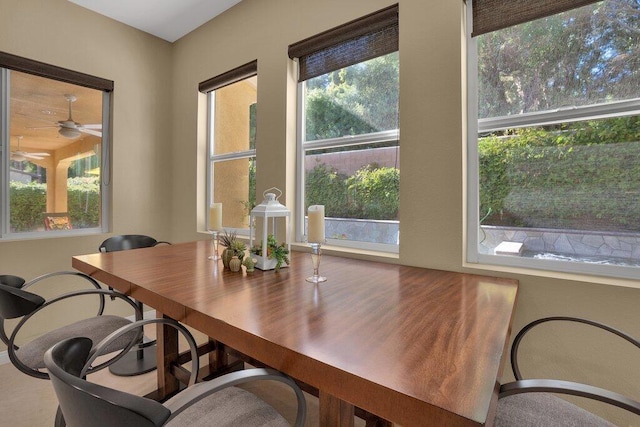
[{"x1": 72, "y1": 240, "x2": 518, "y2": 426}]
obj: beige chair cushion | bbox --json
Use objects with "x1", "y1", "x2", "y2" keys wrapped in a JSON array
[
  {"x1": 16, "y1": 315, "x2": 136, "y2": 369},
  {"x1": 165, "y1": 386, "x2": 288, "y2": 427},
  {"x1": 496, "y1": 393, "x2": 615, "y2": 427}
]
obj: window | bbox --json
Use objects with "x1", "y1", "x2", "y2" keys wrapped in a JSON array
[
  {"x1": 0, "y1": 52, "x2": 111, "y2": 239},
  {"x1": 289, "y1": 5, "x2": 400, "y2": 252},
  {"x1": 467, "y1": 0, "x2": 640, "y2": 279},
  {"x1": 200, "y1": 61, "x2": 257, "y2": 232}
]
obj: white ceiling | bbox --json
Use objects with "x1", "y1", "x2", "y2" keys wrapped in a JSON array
[{"x1": 68, "y1": 0, "x2": 243, "y2": 42}]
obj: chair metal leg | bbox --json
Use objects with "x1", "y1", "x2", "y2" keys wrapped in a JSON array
[
  {"x1": 54, "y1": 405, "x2": 66, "y2": 427},
  {"x1": 108, "y1": 300, "x2": 157, "y2": 376}
]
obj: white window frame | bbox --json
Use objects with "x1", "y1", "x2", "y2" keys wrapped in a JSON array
[
  {"x1": 205, "y1": 90, "x2": 256, "y2": 235},
  {"x1": 465, "y1": 0, "x2": 640, "y2": 280},
  {"x1": 0, "y1": 68, "x2": 110, "y2": 240},
  {"x1": 295, "y1": 81, "x2": 400, "y2": 253}
]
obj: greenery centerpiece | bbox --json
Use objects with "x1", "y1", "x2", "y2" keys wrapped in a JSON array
[
  {"x1": 250, "y1": 234, "x2": 290, "y2": 271},
  {"x1": 219, "y1": 230, "x2": 246, "y2": 270}
]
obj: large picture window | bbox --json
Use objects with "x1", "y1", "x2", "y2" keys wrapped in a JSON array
[
  {"x1": 290, "y1": 5, "x2": 400, "y2": 252},
  {"x1": 467, "y1": 0, "x2": 640, "y2": 279},
  {"x1": 1, "y1": 52, "x2": 111, "y2": 239},
  {"x1": 201, "y1": 61, "x2": 257, "y2": 232}
]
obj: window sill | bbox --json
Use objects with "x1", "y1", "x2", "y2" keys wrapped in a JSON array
[
  {"x1": 463, "y1": 259, "x2": 640, "y2": 290},
  {"x1": 1, "y1": 228, "x2": 105, "y2": 242},
  {"x1": 290, "y1": 242, "x2": 400, "y2": 265}
]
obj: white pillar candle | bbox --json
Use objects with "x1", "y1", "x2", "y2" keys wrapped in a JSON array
[
  {"x1": 209, "y1": 203, "x2": 222, "y2": 231},
  {"x1": 307, "y1": 205, "x2": 325, "y2": 243}
]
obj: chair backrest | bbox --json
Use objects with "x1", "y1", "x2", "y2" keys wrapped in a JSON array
[
  {"x1": 0, "y1": 283, "x2": 44, "y2": 320},
  {"x1": 0, "y1": 283, "x2": 45, "y2": 347},
  {"x1": 45, "y1": 337, "x2": 171, "y2": 427},
  {"x1": 99, "y1": 235, "x2": 159, "y2": 253},
  {"x1": 0, "y1": 275, "x2": 26, "y2": 288}
]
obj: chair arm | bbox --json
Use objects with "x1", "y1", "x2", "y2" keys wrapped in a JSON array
[
  {"x1": 500, "y1": 379, "x2": 640, "y2": 416},
  {"x1": 13, "y1": 288, "x2": 141, "y2": 329},
  {"x1": 0, "y1": 321, "x2": 10, "y2": 347},
  {"x1": 23, "y1": 271, "x2": 106, "y2": 315},
  {"x1": 164, "y1": 368, "x2": 307, "y2": 427},
  {"x1": 24, "y1": 270, "x2": 102, "y2": 290},
  {"x1": 83, "y1": 318, "x2": 199, "y2": 381},
  {"x1": 511, "y1": 316, "x2": 640, "y2": 380}
]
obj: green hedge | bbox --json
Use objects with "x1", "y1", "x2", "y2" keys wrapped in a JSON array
[
  {"x1": 9, "y1": 177, "x2": 100, "y2": 232},
  {"x1": 9, "y1": 182, "x2": 46, "y2": 232},
  {"x1": 479, "y1": 116, "x2": 640, "y2": 232},
  {"x1": 306, "y1": 163, "x2": 399, "y2": 220},
  {"x1": 347, "y1": 165, "x2": 399, "y2": 220},
  {"x1": 67, "y1": 177, "x2": 100, "y2": 228},
  {"x1": 305, "y1": 163, "x2": 350, "y2": 218}
]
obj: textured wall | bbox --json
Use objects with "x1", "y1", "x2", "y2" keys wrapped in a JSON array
[{"x1": 0, "y1": 0, "x2": 173, "y2": 344}]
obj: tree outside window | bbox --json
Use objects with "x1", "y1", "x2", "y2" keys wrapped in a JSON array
[{"x1": 301, "y1": 52, "x2": 400, "y2": 251}]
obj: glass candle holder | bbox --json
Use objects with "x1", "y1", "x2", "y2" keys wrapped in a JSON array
[
  {"x1": 208, "y1": 230, "x2": 220, "y2": 260},
  {"x1": 306, "y1": 242, "x2": 327, "y2": 283}
]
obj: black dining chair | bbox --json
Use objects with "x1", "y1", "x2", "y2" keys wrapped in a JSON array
[
  {"x1": 0, "y1": 271, "x2": 142, "y2": 380},
  {"x1": 98, "y1": 234, "x2": 171, "y2": 253},
  {"x1": 495, "y1": 316, "x2": 640, "y2": 426},
  {"x1": 45, "y1": 318, "x2": 307, "y2": 427},
  {"x1": 97, "y1": 234, "x2": 171, "y2": 376}
]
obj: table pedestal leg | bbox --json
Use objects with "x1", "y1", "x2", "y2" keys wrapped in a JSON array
[
  {"x1": 156, "y1": 314, "x2": 179, "y2": 399},
  {"x1": 320, "y1": 390, "x2": 354, "y2": 427}
]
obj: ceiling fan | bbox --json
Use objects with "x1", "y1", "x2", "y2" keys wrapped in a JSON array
[
  {"x1": 11, "y1": 136, "x2": 51, "y2": 162},
  {"x1": 32, "y1": 94, "x2": 102, "y2": 139}
]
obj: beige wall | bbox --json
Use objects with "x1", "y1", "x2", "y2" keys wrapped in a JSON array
[
  {"x1": 0, "y1": 0, "x2": 173, "y2": 330},
  {"x1": 1, "y1": 0, "x2": 638, "y2": 424}
]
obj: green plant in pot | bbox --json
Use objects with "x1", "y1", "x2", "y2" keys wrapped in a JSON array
[
  {"x1": 219, "y1": 230, "x2": 246, "y2": 270},
  {"x1": 251, "y1": 234, "x2": 290, "y2": 271}
]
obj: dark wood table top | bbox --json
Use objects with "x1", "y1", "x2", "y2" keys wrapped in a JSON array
[{"x1": 73, "y1": 240, "x2": 518, "y2": 426}]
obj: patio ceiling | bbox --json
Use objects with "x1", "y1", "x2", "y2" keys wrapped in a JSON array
[{"x1": 9, "y1": 71, "x2": 102, "y2": 155}]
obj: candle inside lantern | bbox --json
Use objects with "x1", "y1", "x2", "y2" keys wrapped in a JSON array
[
  {"x1": 307, "y1": 205, "x2": 325, "y2": 243},
  {"x1": 209, "y1": 203, "x2": 222, "y2": 231}
]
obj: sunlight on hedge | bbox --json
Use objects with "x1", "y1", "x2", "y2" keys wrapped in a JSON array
[{"x1": 10, "y1": 177, "x2": 100, "y2": 232}]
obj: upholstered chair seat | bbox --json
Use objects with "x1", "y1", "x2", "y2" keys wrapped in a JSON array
[
  {"x1": 0, "y1": 271, "x2": 142, "y2": 380},
  {"x1": 15, "y1": 315, "x2": 136, "y2": 370},
  {"x1": 163, "y1": 386, "x2": 289, "y2": 427},
  {"x1": 496, "y1": 392, "x2": 615, "y2": 427},
  {"x1": 495, "y1": 316, "x2": 639, "y2": 426}
]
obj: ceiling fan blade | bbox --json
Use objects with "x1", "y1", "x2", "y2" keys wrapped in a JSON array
[
  {"x1": 81, "y1": 124, "x2": 102, "y2": 129},
  {"x1": 12, "y1": 149, "x2": 49, "y2": 155},
  {"x1": 79, "y1": 128, "x2": 102, "y2": 137},
  {"x1": 10, "y1": 151, "x2": 45, "y2": 161},
  {"x1": 28, "y1": 125, "x2": 60, "y2": 130}
]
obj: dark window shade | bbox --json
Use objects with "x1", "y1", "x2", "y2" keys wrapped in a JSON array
[
  {"x1": 198, "y1": 60, "x2": 257, "y2": 93},
  {"x1": 0, "y1": 51, "x2": 113, "y2": 92},
  {"x1": 288, "y1": 4, "x2": 398, "y2": 82},
  {"x1": 472, "y1": 0, "x2": 603, "y2": 37}
]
